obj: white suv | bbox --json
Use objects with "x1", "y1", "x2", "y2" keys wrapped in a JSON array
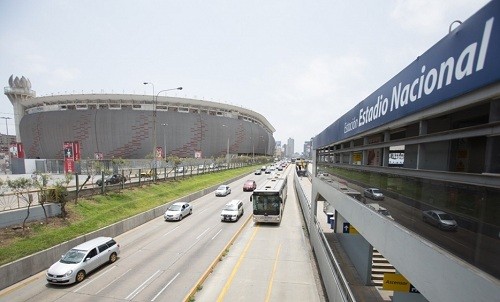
[
  {"x1": 221, "y1": 199, "x2": 244, "y2": 222},
  {"x1": 46, "y1": 237, "x2": 120, "y2": 284}
]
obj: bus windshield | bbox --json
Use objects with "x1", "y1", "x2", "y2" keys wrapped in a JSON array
[{"x1": 253, "y1": 194, "x2": 281, "y2": 215}]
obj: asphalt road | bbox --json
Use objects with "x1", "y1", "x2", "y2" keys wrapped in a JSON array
[
  {"x1": 0, "y1": 171, "x2": 272, "y2": 302},
  {"x1": 193, "y1": 168, "x2": 325, "y2": 302}
]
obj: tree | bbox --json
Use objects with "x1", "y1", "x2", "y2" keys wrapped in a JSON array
[
  {"x1": 6, "y1": 177, "x2": 34, "y2": 231},
  {"x1": 31, "y1": 173, "x2": 52, "y2": 224}
]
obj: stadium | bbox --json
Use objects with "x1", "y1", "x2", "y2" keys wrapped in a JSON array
[{"x1": 5, "y1": 75, "x2": 276, "y2": 160}]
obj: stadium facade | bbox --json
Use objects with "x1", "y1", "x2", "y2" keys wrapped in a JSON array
[{"x1": 4, "y1": 77, "x2": 275, "y2": 160}]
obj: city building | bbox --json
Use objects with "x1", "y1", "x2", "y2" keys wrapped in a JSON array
[{"x1": 286, "y1": 137, "x2": 294, "y2": 157}]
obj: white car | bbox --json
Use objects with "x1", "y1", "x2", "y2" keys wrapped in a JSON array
[
  {"x1": 46, "y1": 237, "x2": 120, "y2": 284},
  {"x1": 221, "y1": 199, "x2": 244, "y2": 222},
  {"x1": 164, "y1": 202, "x2": 192, "y2": 221},
  {"x1": 215, "y1": 185, "x2": 231, "y2": 196}
]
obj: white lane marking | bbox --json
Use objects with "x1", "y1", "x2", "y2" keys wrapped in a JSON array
[
  {"x1": 73, "y1": 265, "x2": 117, "y2": 292},
  {"x1": 196, "y1": 228, "x2": 210, "y2": 240},
  {"x1": 184, "y1": 228, "x2": 211, "y2": 252},
  {"x1": 163, "y1": 225, "x2": 180, "y2": 237},
  {"x1": 212, "y1": 229, "x2": 222, "y2": 240},
  {"x1": 96, "y1": 268, "x2": 132, "y2": 294},
  {"x1": 197, "y1": 208, "x2": 208, "y2": 214},
  {"x1": 150, "y1": 272, "x2": 180, "y2": 302},
  {"x1": 125, "y1": 270, "x2": 161, "y2": 300}
]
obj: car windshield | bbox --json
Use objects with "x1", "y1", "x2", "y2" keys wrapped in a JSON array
[
  {"x1": 224, "y1": 205, "x2": 237, "y2": 210},
  {"x1": 60, "y1": 249, "x2": 86, "y2": 264},
  {"x1": 371, "y1": 189, "x2": 381, "y2": 194},
  {"x1": 169, "y1": 204, "x2": 182, "y2": 211},
  {"x1": 217, "y1": 186, "x2": 226, "y2": 190},
  {"x1": 438, "y1": 213, "x2": 454, "y2": 220}
]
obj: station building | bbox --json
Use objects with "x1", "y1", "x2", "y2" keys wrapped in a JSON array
[{"x1": 312, "y1": 2, "x2": 499, "y2": 301}]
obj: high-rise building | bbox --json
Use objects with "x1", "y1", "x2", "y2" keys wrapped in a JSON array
[
  {"x1": 303, "y1": 139, "x2": 312, "y2": 159},
  {"x1": 286, "y1": 138, "x2": 294, "y2": 157}
]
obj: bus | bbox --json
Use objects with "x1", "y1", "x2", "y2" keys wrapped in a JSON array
[{"x1": 250, "y1": 177, "x2": 288, "y2": 224}]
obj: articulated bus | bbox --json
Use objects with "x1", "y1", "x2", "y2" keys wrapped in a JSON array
[{"x1": 250, "y1": 177, "x2": 288, "y2": 224}]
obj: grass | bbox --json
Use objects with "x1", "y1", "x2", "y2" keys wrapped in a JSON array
[{"x1": 0, "y1": 166, "x2": 259, "y2": 266}]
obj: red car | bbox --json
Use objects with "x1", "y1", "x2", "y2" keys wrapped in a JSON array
[{"x1": 243, "y1": 180, "x2": 257, "y2": 191}]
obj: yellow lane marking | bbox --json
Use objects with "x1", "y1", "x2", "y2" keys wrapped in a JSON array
[
  {"x1": 217, "y1": 226, "x2": 260, "y2": 302},
  {"x1": 265, "y1": 243, "x2": 282, "y2": 302}
]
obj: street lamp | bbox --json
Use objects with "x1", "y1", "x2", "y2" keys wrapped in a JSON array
[
  {"x1": 222, "y1": 124, "x2": 230, "y2": 166},
  {"x1": 143, "y1": 82, "x2": 182, "y2": 164},
  {"x1": 1, "y1": 117, "x2": 11, "y2": 136},
  {"x1": 143, "y1": 82, "x2": 155, "y2": 159},
  {"x1": 162, "y1": 123, "x2": 168, "y2": 160}
]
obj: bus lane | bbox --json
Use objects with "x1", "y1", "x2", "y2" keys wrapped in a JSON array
[{"x1": 191, "y1": 172, "x2": 325, "y2": 302}]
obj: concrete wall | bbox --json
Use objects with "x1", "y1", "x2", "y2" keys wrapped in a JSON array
[
  {"x1": 0, "y1": 204, "x2": 61, "y2": 228},
  {"x1": 0, "y1": 173, "x2": 247, "y2": 291}
]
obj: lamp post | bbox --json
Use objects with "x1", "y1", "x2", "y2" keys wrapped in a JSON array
[
  {"x1": 162, "y1": 123, "x2": 168, "y2": 160},
  {"x1": 1, "y1": 117, "x2": 11, "y2": 136},
  {"x1": 222, "y1": 124, "x2": 230, "y2": 167},
  {"x1": 143, "y1": 82, "x2": 155, "y2": 160},
  {"x1": 143, "y1": 82, "x2": 182, "y2": 165}
]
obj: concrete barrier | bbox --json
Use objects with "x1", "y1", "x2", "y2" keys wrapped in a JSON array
[{"x1": 0, "y1": 174, "x2": 247, "y2": 290}]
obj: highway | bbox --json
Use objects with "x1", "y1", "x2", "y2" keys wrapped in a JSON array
[{"x1": 0, "y1": 170, "x2": 271, "y2": 301}]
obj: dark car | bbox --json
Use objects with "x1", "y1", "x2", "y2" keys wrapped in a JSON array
[
  {"x1": 422, "y1": 210, "x2": 458, "y2": 231},
  {"x1": 96, "y1": 174, "x2": 127, "y2": 186}
]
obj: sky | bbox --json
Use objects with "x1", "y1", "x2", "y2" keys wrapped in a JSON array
[{"x1": 0, "y1": 0, "x2": 491, "y2": 153}]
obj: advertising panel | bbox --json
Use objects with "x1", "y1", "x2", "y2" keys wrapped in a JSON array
[
  {"x1": 156, "y1": 147, "x2": 163, "y2": 159},
  {"x1": 64, "y1": 142, "x2": 75, "y2": 173}
]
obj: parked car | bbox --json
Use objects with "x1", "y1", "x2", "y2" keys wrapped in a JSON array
[
  {"x1": 46, "y1": 237, "x2": 120, "y2": 284},
  {"x1": 243, "y1": 180, "x2": 257, "y2": 191},
  {"x1": 254, "y1": 169, "x2": 262, "y2": 175},
  {"x1": 215, "y1": 185, "x2": 231, "y2": 196},
  {"x1": 140, "y1": 169, "x2": 153, "y2": 178},
  {"x1": 363, "y1": 188, "x2": 384, "y2": 200},
  {"x1": 96, "y1": 174, "x2": 127, "y2": 186},
  {"x1": 221, "y1": 199, "x2": 244, "y2": 222},
  {"x1": 176, "y1": 166, "x2": 187, "y2": 173},
  {"x1": 422, "y1": 210, "x2": 458, "y2": 231},
  {"x1": 164, "y1": 202, "x2": 192, "y2": 221}
]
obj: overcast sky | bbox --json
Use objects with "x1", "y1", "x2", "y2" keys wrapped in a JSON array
[{"x1": 0, "y1": 0, "x2": 490, "y2": 153}]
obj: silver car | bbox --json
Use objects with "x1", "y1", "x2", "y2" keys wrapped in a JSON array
[
  {"x1": 164, "y1": 201, "x2": 192, "y2": 221},
  {"x1": 422, "y1": 210, "x2": 458, "y2": 231},
  {"x1": 215, "y1": 185, "x2": 231, "y2": 196},
  {"x1": 364, "y1": 188, "x2": 384, "y2": 200},
  {"x1": 46, "y1": 237, "x2": 120, "y2": 284}
]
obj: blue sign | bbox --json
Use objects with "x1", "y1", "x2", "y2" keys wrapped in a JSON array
[
  {"x1": 315, "y1": 1, "x2": 500, "y2": 149},
  {"x1": 343, "y1": 222, "x2": 350, "y2": 233}
]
